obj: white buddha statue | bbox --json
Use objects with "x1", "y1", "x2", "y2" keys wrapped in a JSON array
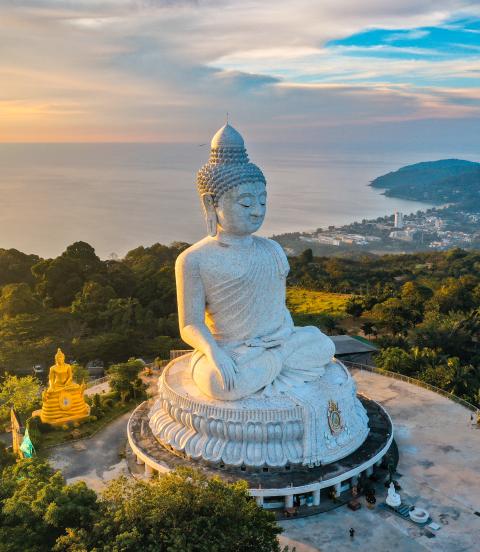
[
  {"x1": 176, "y1": 123, "x2": 335, "y2": 400},
  {"x1": 386, "y1": 481, "x2": 401, "y2": 508},
  {"x1": 149, "y1": 123, "x2": 369, "y2": 468}
]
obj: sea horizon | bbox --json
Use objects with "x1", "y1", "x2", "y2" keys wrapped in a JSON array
[{"x1": 1, "y1": 142, "x2": 478, "y2": 259}]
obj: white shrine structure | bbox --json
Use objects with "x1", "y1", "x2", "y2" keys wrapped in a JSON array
[{"x1": 128, "y1": 123, "x2": 393, "y2": 510}]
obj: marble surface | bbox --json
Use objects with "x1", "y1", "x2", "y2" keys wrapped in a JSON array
[
  {"x1": 175, "y1": 123, "x2": 351, "y2": 402},
  {"x1": 149, "y1": 355, "x2": 370, "y2": 467},
  {"x1": 150, "y1": 123, "x2": 369, "y2": 467}
]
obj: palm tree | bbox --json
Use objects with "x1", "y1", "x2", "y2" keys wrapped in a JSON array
[
  {"x1": 449, "y1": 360, "x2": 480, "y2": 400},
  {"x1": 361, "y1": 322, "x2": 376, "y2": 340}
]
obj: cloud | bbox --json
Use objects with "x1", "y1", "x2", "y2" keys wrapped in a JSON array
[{"x1": 0, "y1": 0, "x2": 479, "y2": 148}]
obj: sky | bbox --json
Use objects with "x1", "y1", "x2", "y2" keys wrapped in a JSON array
[{"x1": 1, "y1": 0, "x2": 479, "y2": 152}]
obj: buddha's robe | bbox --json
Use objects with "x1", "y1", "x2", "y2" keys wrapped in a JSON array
[{"x1": 191, "y1": 237, "x2": 335, "y2": 400}]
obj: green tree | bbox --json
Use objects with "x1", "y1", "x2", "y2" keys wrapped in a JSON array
[
  {"x1": 345, "y1": 297, "x2": 364, "y2": 318},
  {"x1": 372, "y1": 298, "x2": 417, "y2": 335},
  {"x1": 430, "y1": 277, "x2": 474, "y2": 314},
  {"x1": 71, "y1": 281, "x2": 117, "y2": 328},
  {"x1": 0, "y1": 459, "x2": 98, "y2": 552},
  {"x1": 322, "y1": 315, "x2": 337, "y2": 333},
  {"x1": 72, "y1": 364, "x2": 90, "y2": 385},
  {"x1": 58, "y1": 468, "x2": 284, "y2": 552},
  {"x1": 0, "y1": 312, "x2": 69, "y2": 374},
  {"x1": 0, "y1": 374, "x2": 41, "y2": 419},
  {"x1": 63, "y1": 242, "x2": 102, "y2": 277},
  {"x1": 108, "y1": 359, "x2": 145, "y2": 403},
  {"x1": 400, "y1": 281, "x2": 433, "y2": 312},
  {"x1": 375, "y1": 347, "x2": 414, "y2": 375},
  {"x1": 71, "y1": 332, "x2": 136, "y2": 366},
  {"x1": 448, "y1": 359, "x2": 480, "y2": 400},
  {"x1": 419, "y1": 362, "x2": 455, "y2": 390},
  {"x1": 0, "y1": 441, "x2": 15, "y2": 470},
  {"x1": 0, "y1": 248, "x2": 39, "y2": 287},
  {"x1": 32, "y1": 242, "x2": 103, "y2": 308},
  {"x1": 361, "y1": 321, "x2": 376, "y2": 339},
  {"x1": 0, "y1": 283, "x2": 42, "y2": 318},
  {"x1": 90, "y1": 393, "x2": 104, "y2": 419},
  {"x1": 32, "y1": 256, "x2": 84, "y2": 308},
  {"x1": 300, "y1": 248, "x2": 313, "y2": 264}
]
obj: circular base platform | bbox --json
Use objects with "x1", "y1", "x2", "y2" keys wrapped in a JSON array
[
  {"x1": 149, "y1": 355, "x2": 370, "y2": 468},
  {"x1": 128, "y1": 394, "x2": 393, "y2": 508}
]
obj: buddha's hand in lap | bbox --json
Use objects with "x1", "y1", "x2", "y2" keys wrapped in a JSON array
[{"x1": 207, "y1": 347, "x2": 239, "y2": 392}]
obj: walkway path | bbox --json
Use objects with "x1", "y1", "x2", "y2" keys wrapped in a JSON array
[
  {"x1": 48, "y1": 410, "x2": 131, "y2": 492},
  {"x1": 48, "y1": 371, "x2": 158, "y2": 492},
  {"x1": 85, "y1": 380, "x2": 110, "y2": 396}
]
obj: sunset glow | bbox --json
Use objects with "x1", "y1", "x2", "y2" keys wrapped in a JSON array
[{"x1": 0, "y1": 1, "x2": 478, "y2": 145}]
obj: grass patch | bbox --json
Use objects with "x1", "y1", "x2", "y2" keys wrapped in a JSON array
[
  {"x1": 37, "y1": 399, "x2": 141, "y2": 451},
  {"x1": 286, "y1": 287, "x2": 351, "y2": 317}
]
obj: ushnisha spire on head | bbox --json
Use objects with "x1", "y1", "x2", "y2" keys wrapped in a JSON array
[{"x1": 197, "y1": 123, "x2": 266, "y2": 206}]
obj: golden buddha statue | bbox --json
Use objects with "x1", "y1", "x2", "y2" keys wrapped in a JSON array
[{"x1": 33, "y1": 349, "x2": 90, "y2": 425}]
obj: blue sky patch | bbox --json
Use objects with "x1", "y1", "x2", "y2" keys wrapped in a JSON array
[{"x1": 327, "y1": 18, "x2": 480, "y2": 60}]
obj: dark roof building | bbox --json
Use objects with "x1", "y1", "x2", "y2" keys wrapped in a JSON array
[{"x1": 331, "y1": 335, "x2": 378, "y2": 365}]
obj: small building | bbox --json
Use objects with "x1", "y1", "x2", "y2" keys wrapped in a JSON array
[
  {"x1": 316, "y1": 235, "x2": 341, "y2": 246},
  {"x1": 394, "y1": 211, "x2": 404, "y2": 229},
  {"x1": 331, "y1": 335, "x2": 378, "y2": 365},
  {"x1": 86, "y1": 360, "x2": 105, "y2": 378},
  {"x1": 389, "y1": 229, "x2": 414, "y2": 242}
]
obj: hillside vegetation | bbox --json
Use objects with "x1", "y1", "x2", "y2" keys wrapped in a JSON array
[
  {"x1": 0, "y1": 242, "x2": 479, "y2": 407},
  {"x1": 289, "y1": 247, "x2": 480, "y2": 406},
  {"x1": 286, "y1": 288, "x2": 350, "y2": 316},
  {"x1": 370, "y1": 158, "x2": 480, "y2": 205},
  {"x1": 0, "y1": 242, "x2": 186, "y2": 374}
]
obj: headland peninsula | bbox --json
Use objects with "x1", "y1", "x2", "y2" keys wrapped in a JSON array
[{"x1": 273, "y1": 158, "x2": 480, "y2": 256}]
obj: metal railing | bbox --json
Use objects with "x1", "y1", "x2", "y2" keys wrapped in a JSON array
[
  {"x1": 343, "y1": 360, "x2": 480, "y2": 414},
  {"x1": 170, "y1": 349, "x2": 193, "y2": 360},
  {"x1": 86, "y1": 375, "x2": 109, "y2": 388}
]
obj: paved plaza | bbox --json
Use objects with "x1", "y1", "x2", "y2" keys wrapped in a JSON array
[
  {"x1": 279, "y1": 370, "x2": 480, "y2": 552},
  {"x1": 49, "y1": 368, "x2": 480, "y2": 551}
]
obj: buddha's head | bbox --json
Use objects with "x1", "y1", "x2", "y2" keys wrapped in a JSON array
[
  {"x1": 55, "y1": 348, "x2": 65, "y2": 366},
  {"x1": 197, "y1": 124, "x2": 266, "y2": 236}
]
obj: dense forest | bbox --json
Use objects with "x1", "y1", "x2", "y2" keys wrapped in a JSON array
[
  {"x1": 290, "y1": 247, "x2": 480, "y2": 405},
  {"x1": 0, "y1": 241, "x2": 479, "y2": 406},
  {"x1": 0, "y1": 241, "x2": 187, "y2": 373}
]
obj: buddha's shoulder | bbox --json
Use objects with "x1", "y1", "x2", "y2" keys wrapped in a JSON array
[
  {"x1": 254, "y1": 236, "x2": 287, "y2": 256},
  {"x1": 175, "y1": 237, "x2": 218, "y2": 270},
  {"x1": 254, "y1": 237, "x2": 290, "y2": 274}
]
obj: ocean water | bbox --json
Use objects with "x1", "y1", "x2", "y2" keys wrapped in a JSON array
[{"x1": 0, "y1": 142, "x2": 460, "y2": 259}]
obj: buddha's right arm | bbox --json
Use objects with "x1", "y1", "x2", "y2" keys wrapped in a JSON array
[
  {"x1": 175, "y1": 252, "x2": 238, "y2": 391},
  {"x1": 175, "y1": 251, "x2": 217, "y2": 357}
]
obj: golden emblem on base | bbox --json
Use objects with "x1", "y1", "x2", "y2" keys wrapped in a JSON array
[
  {"x1": 327, "y1": 400, "x2": 343, "y2": 435},
  {"x1": 32, "y1": 349, "x2": 90, "y2": 426}
]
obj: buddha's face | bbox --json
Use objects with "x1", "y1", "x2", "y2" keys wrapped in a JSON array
[{"x1": 216, "y1": 181, "x2": 266, "y2": 235}]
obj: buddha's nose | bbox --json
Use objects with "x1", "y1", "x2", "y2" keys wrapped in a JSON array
[{"x1": 251, "y1": 204, "x2": 264, "y2": 217}]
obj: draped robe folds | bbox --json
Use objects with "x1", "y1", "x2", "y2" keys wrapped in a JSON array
[{"x1": 190, "y1": 237, "x2": 335, "y2": 401}]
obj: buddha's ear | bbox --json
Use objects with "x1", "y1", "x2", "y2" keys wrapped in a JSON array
[{"x1": 201, "y1": 193, "x2": 217, "y2": 237}]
